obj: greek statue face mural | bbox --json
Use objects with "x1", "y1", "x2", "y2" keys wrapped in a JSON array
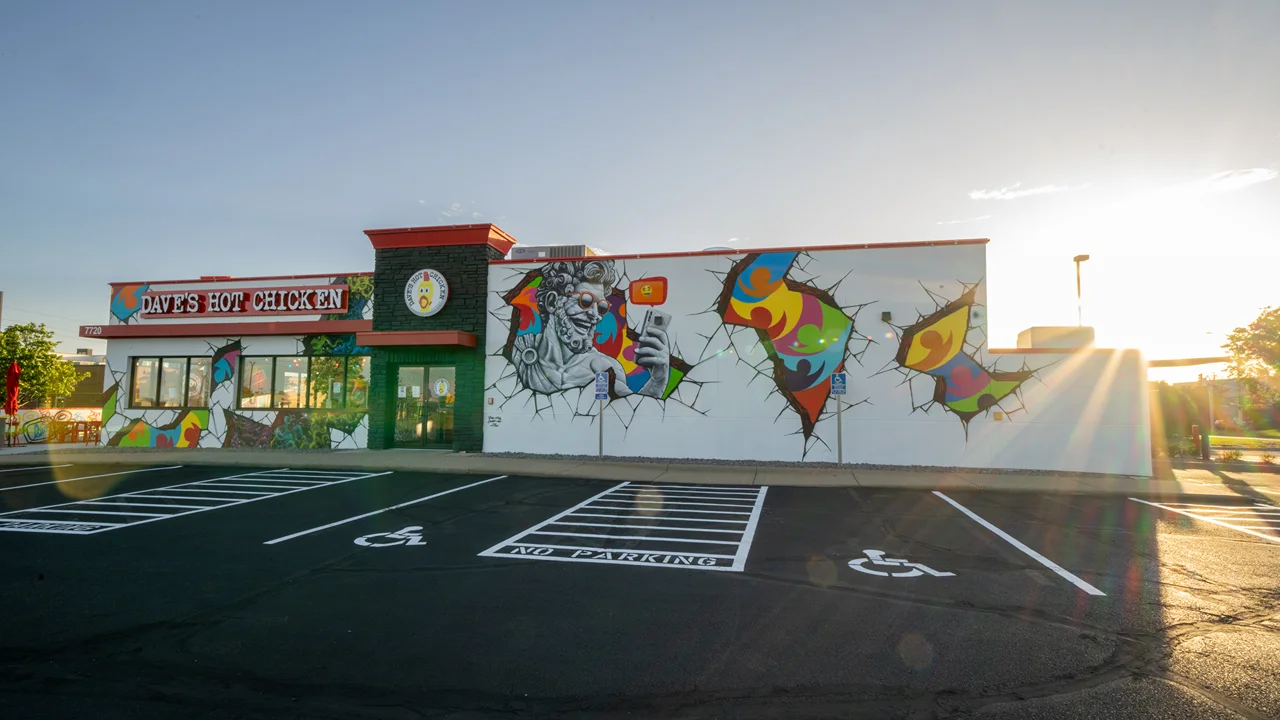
[{"x1": 511, "y1": 259, "x2": 671, "y2": 398}]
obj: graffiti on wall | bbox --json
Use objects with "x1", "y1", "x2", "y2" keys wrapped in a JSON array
[
  {"x1": 323, "y1": 275, "x2": 374, "y2": 321},
  {"x1": 300, "y1": 334, "x2": 370, "y2": 356},
  {"x1": 10, "y1": 408, "x2": 102, "y2": 444},
  {"x1": 223, "y1": 409, "x2": 366, "y2": 449},
  {"x1": 110, "y1": 284, "x2": 149, "y2": 324},
  {"x1": 101, "y1": 337, "x2": 368, "y2": 450},
  {"x1": 700, "y1": 252, "x2": 872, "y2": 451},
  {"x1": 112, "y1": 410, "x2": 207, "y2": 448},
  {"x1": 884, "y1": 282, "x2": 1037, "y2": 430},
  {"x1": 489, "y1": 259, "x2": 708, "y2": 429}
]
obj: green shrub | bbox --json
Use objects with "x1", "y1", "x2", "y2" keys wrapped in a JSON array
[
  {"x1": 1217, "y1": 449, "x2": 1245, "y2": 463},
  {"x1": 1261, "y1": 452, "x2": 1276, "y2": 465}
]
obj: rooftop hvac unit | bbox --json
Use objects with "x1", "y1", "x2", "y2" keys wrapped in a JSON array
[{"x1": 508, "y1": 245, "x2": 597, "y2": 261}]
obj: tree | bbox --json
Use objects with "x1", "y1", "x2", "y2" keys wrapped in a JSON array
[
  {"x1": 1224, "y1": 306, "x2": 1280, "y2": 429},
  {"x1": 0, "y1": 323, "x2": 88, "y2": 408}
]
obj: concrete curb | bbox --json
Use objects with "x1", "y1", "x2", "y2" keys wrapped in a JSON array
[{"x1": 2, "y1": 447, "x2": 1272, "y2": 499}]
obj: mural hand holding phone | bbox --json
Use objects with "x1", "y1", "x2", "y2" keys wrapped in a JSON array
[{"x1": 633, "y1": 309, "x2": 672, "y2": 396}]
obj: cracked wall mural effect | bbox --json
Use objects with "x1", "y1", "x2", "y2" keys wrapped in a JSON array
[
  {"x1": 713, "y1": 251, "x2": 865, "y2": 442},
  {"x1": 489, "y1": 259, "x2": 709, "y2": 434},
  {"x1": 110, "y1": 284, "x2": 149, "y2": 324},
  {"x1": 102, "y1": 337, "x2": 368, "y2": 450},
  {"x1": 881, "y1": 282, "x2": 1040, "y2": 431}
]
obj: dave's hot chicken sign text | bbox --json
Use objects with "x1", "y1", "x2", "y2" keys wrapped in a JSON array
[{"x1": 139, "y1": 285, "x2": 349, "y2": 318}]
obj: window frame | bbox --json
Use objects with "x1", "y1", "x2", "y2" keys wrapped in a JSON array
[
  {"x1": 128, "y1": 356, "x2": 211, "y2": 410},
  {"x1": 236, "y1": 355, "x2": 370, "y2": 411}
]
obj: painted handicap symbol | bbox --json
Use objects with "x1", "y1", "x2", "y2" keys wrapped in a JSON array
[
  {"x1": 848, "y1": 549, "x2": 955, "y2": 578},
  {"x1": 354, "y1": 526, "x2": 427, "y2": 548}
]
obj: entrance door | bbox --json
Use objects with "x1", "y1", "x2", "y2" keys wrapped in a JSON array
[{"x1": 393, "y1": 366, "x2": 455, "y2": 447}]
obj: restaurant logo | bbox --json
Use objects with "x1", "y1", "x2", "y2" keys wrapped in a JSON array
[
  {"x1": 138, "y1": 285, "x2": 348, "y2": 318},
  {"x1": 405, "y1": 269, "x2": 448, "y2": 317},
  {"x1": 433, "y1": 377, "x2": 451, "y2": 397}
]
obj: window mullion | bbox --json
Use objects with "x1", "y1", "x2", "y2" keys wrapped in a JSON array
[{"x1": 342, "y1": 357, "x2": 349, "y2": 410}]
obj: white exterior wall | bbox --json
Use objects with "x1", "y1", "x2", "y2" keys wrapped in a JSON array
[{"x1": 482, "y1": 243, "x2": 1151, "y2": 476}]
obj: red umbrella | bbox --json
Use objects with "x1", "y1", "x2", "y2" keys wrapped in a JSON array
[{"x1": 4, "y1": 361, "x2": 20, "y2": 416}]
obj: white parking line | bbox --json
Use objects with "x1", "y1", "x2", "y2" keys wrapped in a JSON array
[
  {"x1": 0, "y1": 464, "x2": 73, "y2": 475},
  {"x1": 1129, "y1": 497, "x2": 1280, "y2": 544},
  {"x1": 479, "y1": 482, "x2": 769, "y2": 572},
  {"x1": 932, "y1": 491, "x2": 1106, "y2": 596},
  {"x1": 0, "y1": 466, "x2": 183, "y2": 492},
  {"x1": 263, "y1": 475, "x2": 508, "y2": 544},
  {"x1": 0, "y1": 469, "x2": 391, "y2": 535}
]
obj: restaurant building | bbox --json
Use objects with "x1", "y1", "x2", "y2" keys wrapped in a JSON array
[{"x1": 83, "y1": 224, "x2": 1152, "y2": 475}]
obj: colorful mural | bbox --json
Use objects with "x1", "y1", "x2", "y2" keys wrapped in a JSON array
[
  {"x1": 99, "y1": 337, "x2": 368, "y2": 451},
  {"x1": 211, "y1": 340, "x2": 242, "y2": 386},
  {"x1": 110, "y1": 284, "x2": 149, "y2": 324},
  {"x1": 889, "y1": 283, "x2": 1035, "y2": 428},
  {"x1": 323, "y1": 275, "x2": 374, "y2": 321},
  {"x1": 499, "y1": 260, "x2": 691, "y2": 400},
  {"x1": 222, "y1": 409, "x2": 366, "y2": 449},
  {"x1": 715, "y1": 252, "x2": 858, "y2": 440},
  {"x1": 301, "y1": 333, "x2": 370, "y2": 356},
  {"x1": 109, "y1": 410, "x2": 207, "y2": 448},
  {"x1": 11, "y1": 408, "x2": 102, "y2": 444}
]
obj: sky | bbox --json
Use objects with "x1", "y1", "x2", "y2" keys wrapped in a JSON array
[{"x1": 2, "y1": 1, "x2": 1277, "y2": 383}]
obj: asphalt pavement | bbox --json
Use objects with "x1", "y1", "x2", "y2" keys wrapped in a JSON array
[{"x1": 1, "y1": 462, "x2": 1278, "y2": 719}]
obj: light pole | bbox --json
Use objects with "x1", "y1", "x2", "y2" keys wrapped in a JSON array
[{"x1": 1073, "y1": 254, "x2": 1090, "y2": 326}]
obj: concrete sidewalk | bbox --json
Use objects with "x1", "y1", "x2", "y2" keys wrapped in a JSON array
[{"x1": 3, "y1": 446, "x2": 1278, "y2": 500}]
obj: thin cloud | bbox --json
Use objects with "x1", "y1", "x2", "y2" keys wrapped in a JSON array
[
  {"x1": 440, "y1": 202, "x2": 464, "y2": 218},
  {"x1": 969, "y1": 182, "x2": 1078, "y2": 200},
  {"x1": 936, "y1": 215, "x2": 992, "y2": 225},
  {"x1": 1194, "y1": 168, "x2": 1277, "y2": 192}
]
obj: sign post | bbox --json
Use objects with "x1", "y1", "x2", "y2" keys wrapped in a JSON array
[
  {"x1": 595, "y1": 372, "x2": 609, "y2": 458},
  {"x1": 830, "y1": 372, "x2": 847, "y2": 465}
]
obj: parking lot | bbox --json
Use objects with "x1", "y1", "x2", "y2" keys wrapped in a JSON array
[{"x1": 2, "y1": 463, "x2": 1278, "y2": 719}]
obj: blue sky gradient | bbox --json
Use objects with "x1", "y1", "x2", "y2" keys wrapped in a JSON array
[{"x1": 2, "y1": 1, "x2": 1278, "y2": 377}]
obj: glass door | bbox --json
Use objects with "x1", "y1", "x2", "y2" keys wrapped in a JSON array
[
  {"x1": 424, "y1": 367, "x2": 455, "y2": 446},
  {"x1": 393, "y1": 366, "x2": 455, "y2": 447},
  {"x1": 393, "y1": 366, "x2": 426, "y2": 446}
]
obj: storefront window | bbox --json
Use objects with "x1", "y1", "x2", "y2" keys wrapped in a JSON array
[
  {"x1": 273, "y1": 357, "x2": 308, "y2": 408},
  {"x1": 346, "y1": 356, "x2": 371, "y2": 409},
  {"x1": 158, "y1": 359, "x2": 187, "y2": 408},
  {"x1": 308, "y1": 357, "x2": 345, "y2": 409},
  {"x1": 130, "y1": 357, "x2": 211, "y2": 409},
  {"x1": 131, "y1": 358, "x2": 158, "y2": 408},
  {"x1": 239, "y1": 357, "x2": 273, "y2": 409},
  {"x1": 238, "y1": 355, "x2": 371, "y2": 410},
  {"x1": 187, "y1": 358, "x2": 212, "y2": 408}
]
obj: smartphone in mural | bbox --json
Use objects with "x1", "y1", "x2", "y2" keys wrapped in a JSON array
[{"x1": 640, "y1": 309, "x2": 671, "y2": 336}]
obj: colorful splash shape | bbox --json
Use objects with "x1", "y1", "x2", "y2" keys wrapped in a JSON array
[
  {"x1": 109, "y1": 410, "x2": 207, "y2": 448},
  {"x1": 716, "y1": 252, "x2": 855, "y2": 439},
  {"x1": 502, "y1": 269, "x2": 690, "y2": 399},
  {"x1": 110, "y1": 284, "x2": 149, "y2": 323},
  {"x1": 894, "y1": 286, "x2": 1032, "y2": 424},
  {"x1": 211, "y1": 340, "x2": 243, "y2": 386}
]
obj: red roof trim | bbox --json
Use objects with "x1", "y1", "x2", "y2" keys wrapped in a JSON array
[
  {"x1": 364, "y1": 223, "x2": 517, "y2": 255},
  {"x1": 489, "y1": 238, "x2": 989, "y2": 264},
  {"x1": 109, "y1": 272, "x2": 371, "y2": 288},
  {"x1": 355, "y1": 330, "x2": 477, "y2": 348},
  {"x1": 80, "y1": 320, "x2": 371, "y2": 339}
]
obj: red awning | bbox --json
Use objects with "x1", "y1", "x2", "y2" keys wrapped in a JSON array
[{"x1": 355, "y1": 331, "x2": 476, "y2": 348}]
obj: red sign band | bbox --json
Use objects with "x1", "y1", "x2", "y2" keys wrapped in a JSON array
[{"x1": 139, "y1": 285, "x2": 349, "y2": 319}]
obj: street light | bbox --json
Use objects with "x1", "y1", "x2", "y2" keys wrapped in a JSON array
[{"x1": 1073, "y1": 254, "x2": 1090, "y2": 326}]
